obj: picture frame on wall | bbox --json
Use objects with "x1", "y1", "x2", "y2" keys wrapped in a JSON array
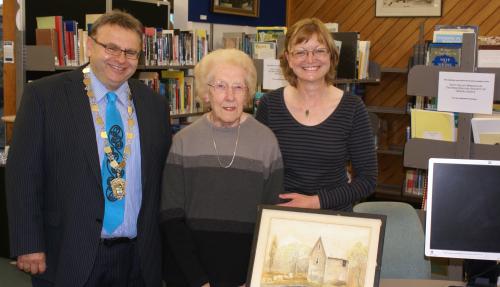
[
  {"x1": 247, "y1": 206, "x2": 386, "y2": 287},
  {"x1": 212, "y1": 0, "x2": 260, "y2": 18},
  {"x1": 376, "y1": 0, "x2": 442, "y2": 17}
]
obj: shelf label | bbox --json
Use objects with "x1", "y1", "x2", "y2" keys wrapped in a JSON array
[{"x1": 3, "y1": 41, "x2": 14, "y2": 64}]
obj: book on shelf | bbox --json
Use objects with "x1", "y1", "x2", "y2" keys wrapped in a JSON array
[
  {"x1": 471, "y1": 117, "x2": 500, "y2": 145},
  {"x1": 478, "y1": 36, "x2": 500, "y2": 46},
  {"x1": 357, "y1": 40, "x2": 370, "y2": 80},
  {"x1": 432, "y1": 25, "x2": 478, "y2": 44},
  {"x1": 434, "y1": 25, "x2": 478, "y2": 34},
  {"x1": 35, "y1": 28, "x2": 59, "y2": 66},
  {"x1": 63, "y1": 20, "x2": 79, "y2": 66},
  {"x1": 138, "y1": 71, "x2": 160, "y2": 93},
  {"x1": 256, "y1": 26, "x2": 286, "y2": 42},
  {"x1": 252, "y1": 42, "x2": 277, "y2": 60},
  {"x1": 223, "y1": 32, "x2": 245, "y2": 49},
  {"x1": 161, "y1": 70, "x2": 185, "y2": 115},
  {"x1": 85, "y1": 13, "x2": 103, "y2": 31},
  {"x1": 324, "y1": 22, "x2": 339, "y2": 33},
  {"x1": 410, "y1": 109, "x2": 456, "y2": 142},
  {"x1": 36, "y1": 15, "x2": 64, "y2": 66},
  {"x1": 332, "y1": 32, "x2": 359, "y2": 79},
  {"x1": 478, "y1": 44, "x2": 500, "y2": 68},
  {"x1": 222, "y1": 32, "x2": 256, "y2": 57},
  {"x1": 403, "y1": 169, "x2": 427, "y2": 197},
  {"x1": 426, "y1": 43, "x2": 461, "y2": 67}
]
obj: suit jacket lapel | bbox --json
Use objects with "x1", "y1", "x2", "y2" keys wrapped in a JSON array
[
  {"x1": 64, "y1": 68, "x2": 102, "y2": 187},
  {"x1": 129, "y1": 80, "x2": 150, "y2": 191}
]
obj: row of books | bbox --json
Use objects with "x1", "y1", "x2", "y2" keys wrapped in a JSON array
[
  {"x1": 142, "y1": 28, "x2": 209, "y2": 67},
  {"x1": 410, "y1": 25, "x2": 478, "y2": 68},
  {"x1": 35, "y1": 15, "x2": 210, "y2": 68},
  {"x1": 36, "y1": 15, "x2": 90, "y2": 67},
  {"x1": 222, "y1": 27, "x2": 287, "y2": 60},
  {"x1": 403, "y1": 169, "x2": 427, "y2": 198},
  {"x1": 138, "y1": 71, "x2": 203, "y2": 115}
]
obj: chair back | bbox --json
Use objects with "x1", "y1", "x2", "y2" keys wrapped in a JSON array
[{"x1": 353, "y1": 201, "x2": 431, "y2": 279}]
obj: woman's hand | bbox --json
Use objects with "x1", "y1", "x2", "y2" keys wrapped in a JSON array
[{"x1": 278, "y1": 193, "x2": 320, "y2": 209}]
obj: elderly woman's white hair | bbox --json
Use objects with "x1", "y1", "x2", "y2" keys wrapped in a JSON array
[{"x1": 194, "y1": 48, "x2": 257, "y2": 105}]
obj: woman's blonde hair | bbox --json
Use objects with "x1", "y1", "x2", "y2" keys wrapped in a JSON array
[{"x1": 280, "y1": 18, "x2": 339, "y2": 87}]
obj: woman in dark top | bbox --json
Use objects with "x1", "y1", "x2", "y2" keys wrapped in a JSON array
[{"x1": 256, "y1": 18, "x2": 377, "y2": 211}]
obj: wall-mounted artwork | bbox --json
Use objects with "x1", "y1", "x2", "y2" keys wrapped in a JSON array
[
  {"x1": 376, "y1": 0, "x2": 442, "y2": 17},
  {"x1": 212, "y1": 0, "x2": 259, "y2": 17},
  {"x1": 248, "y1": 206, "x2": 386, "y2": 287}
]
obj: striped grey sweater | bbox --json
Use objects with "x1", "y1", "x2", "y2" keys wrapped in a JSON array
[
  {"x1": 256, "y1": 87, "x2": 377, "y2": 211},
  {"x1": 160, "y1": 114, "x2": 284, "y2": 287}
]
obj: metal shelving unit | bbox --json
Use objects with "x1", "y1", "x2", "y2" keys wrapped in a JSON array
[{"x1": 404, "y1": 33, "x2": 500, "y2": 169}]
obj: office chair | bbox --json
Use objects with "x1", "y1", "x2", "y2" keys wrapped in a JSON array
[
  {"x1": 0, "y1": 257, "x2": 31, "y2": 286},
  {"x1": 353, "y1": 201, "x2": 431, "y2": 279}
]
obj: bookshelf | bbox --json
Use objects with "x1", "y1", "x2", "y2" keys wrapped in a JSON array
[
  {"x1": 16, "y1": 0, "x2": 209, "y2": 122},
  {"x1": 404, "y1": 33, "x2": 500, "y2": 170},
  {"x1": 367, "y1": 67, "x2": 413, "y2": 203}
]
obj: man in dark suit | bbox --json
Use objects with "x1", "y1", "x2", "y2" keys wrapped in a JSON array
[{"x1": 6, "y1": 11, "x2": 171, "y2": 287}]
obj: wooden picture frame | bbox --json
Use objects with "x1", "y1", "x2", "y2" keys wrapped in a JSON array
[
  {"x1": 247, "y1": 206, "x2": 386, "y2": 287},
  {"x1": 376, "y1": 0, "x2": 442, "y2": 17},
  {"x1": 212, "y1": 0, "x2": 259, "y2": 18}
]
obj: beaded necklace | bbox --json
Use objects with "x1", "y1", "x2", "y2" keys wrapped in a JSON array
[{"x1": 82, "y1": 66, "x2": 135, "y2": 200}]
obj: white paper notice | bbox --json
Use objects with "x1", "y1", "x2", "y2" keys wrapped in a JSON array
[
  {"x1": 263, "y1": 59, "x2": 288, "y2": 90},
  {"x1": 438, "y1": 72, "x2": 495, "y2": 114},
  {"x1": 3, "y1": 41, "x2": 14, "y2": 63}
]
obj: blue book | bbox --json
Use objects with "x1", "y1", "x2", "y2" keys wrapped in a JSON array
[{"x1": 426, "y1": 43, "x2": 461, "y2": 67}]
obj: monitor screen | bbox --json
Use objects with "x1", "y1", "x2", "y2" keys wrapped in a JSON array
[{"x1": 425, "y1": 158, "x2": 500, "y2": 261}]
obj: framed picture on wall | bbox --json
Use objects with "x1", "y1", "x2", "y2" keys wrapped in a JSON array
[
  {"x1": 376, "y1": 0, "x2": 442, "y2": 17},
  {"x1": 212, "y1": 0, "x2": 259, "y2": 17},
  {"x1": 247, "y1": 206, "x2": 386, "y2": 287}
]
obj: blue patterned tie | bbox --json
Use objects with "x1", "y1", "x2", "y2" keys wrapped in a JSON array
[{"x1": 101, "y1": 92, "x2": 126, "y2": 234}]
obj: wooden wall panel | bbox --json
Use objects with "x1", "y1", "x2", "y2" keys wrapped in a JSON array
[
  {"x1": 287, "y1": 0, "x2": 500, "y2": 69},
  {"x1": 287, "y1": 0, "x2": 500, "y2": 189}
]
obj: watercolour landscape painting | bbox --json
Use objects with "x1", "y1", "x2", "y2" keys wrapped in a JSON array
[{"x1": 248, "y1": 207, "x2": 385, "y2": 287}]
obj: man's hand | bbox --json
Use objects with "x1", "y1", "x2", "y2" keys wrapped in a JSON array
[
  {"x1": 278, "y1": 193, "x2": 321, "y2": 209},
  {"x1": 16, "y1": 252, "x2": 46, "y2": 275}
]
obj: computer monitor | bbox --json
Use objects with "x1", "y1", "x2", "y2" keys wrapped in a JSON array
[{"x1": 425, "y1": 158, "x2": 500, "y2": 261}]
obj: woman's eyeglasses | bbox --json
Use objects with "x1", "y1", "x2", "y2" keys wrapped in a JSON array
[
  {"x1": 290, "y1": 47, "x2": 329, "y2": 60},
  {"x1": 208, "y1": 81, "x2": 248, "y2": 96}
]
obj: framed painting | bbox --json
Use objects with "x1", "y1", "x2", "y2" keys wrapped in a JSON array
[
  {"x1": 247, "y1": 206, "x2": 386, "y2": 287},
  {"x1": 376, "y1": 0, "x2": 442, "y2": 17},
  {"x1": 212, "y1": 0, "x2": 259, "y2": 18}
]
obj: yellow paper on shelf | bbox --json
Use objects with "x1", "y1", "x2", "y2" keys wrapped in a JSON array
[{"x1": 410, "y1": 109, "x2": 456, "y2": 142}]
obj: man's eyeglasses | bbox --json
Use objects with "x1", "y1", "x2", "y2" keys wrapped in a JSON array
[
  {"x1": 290, "y1": 47, "x2": 330, "y2": 60},
  {"x1": 90, "y1": 37, "x2": 141, "y2": 60},
  {"x1": 208, "y1": 81, "x2": 248, "y2": 96}
]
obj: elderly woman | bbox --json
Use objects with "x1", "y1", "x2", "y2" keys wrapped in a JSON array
[
  {"x1": 256, "y1": 18, "x2": 377, "y2": 212},
  {"x1": 160, "y1": 49, "x2": 284, "y2": 287}
]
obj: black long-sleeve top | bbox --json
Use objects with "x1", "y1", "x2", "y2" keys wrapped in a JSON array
[{"x1": 255, "y1": 87, "x2": 377, "y2": 211}]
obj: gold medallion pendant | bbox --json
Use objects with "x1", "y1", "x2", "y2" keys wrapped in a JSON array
[{"x1": 111, "y1": 178, "x2": 126, "y2": 200}]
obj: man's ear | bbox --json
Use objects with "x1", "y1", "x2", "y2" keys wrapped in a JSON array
[{"x1": 87, "y1": 36, "x2": 94, "y2": 58}]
